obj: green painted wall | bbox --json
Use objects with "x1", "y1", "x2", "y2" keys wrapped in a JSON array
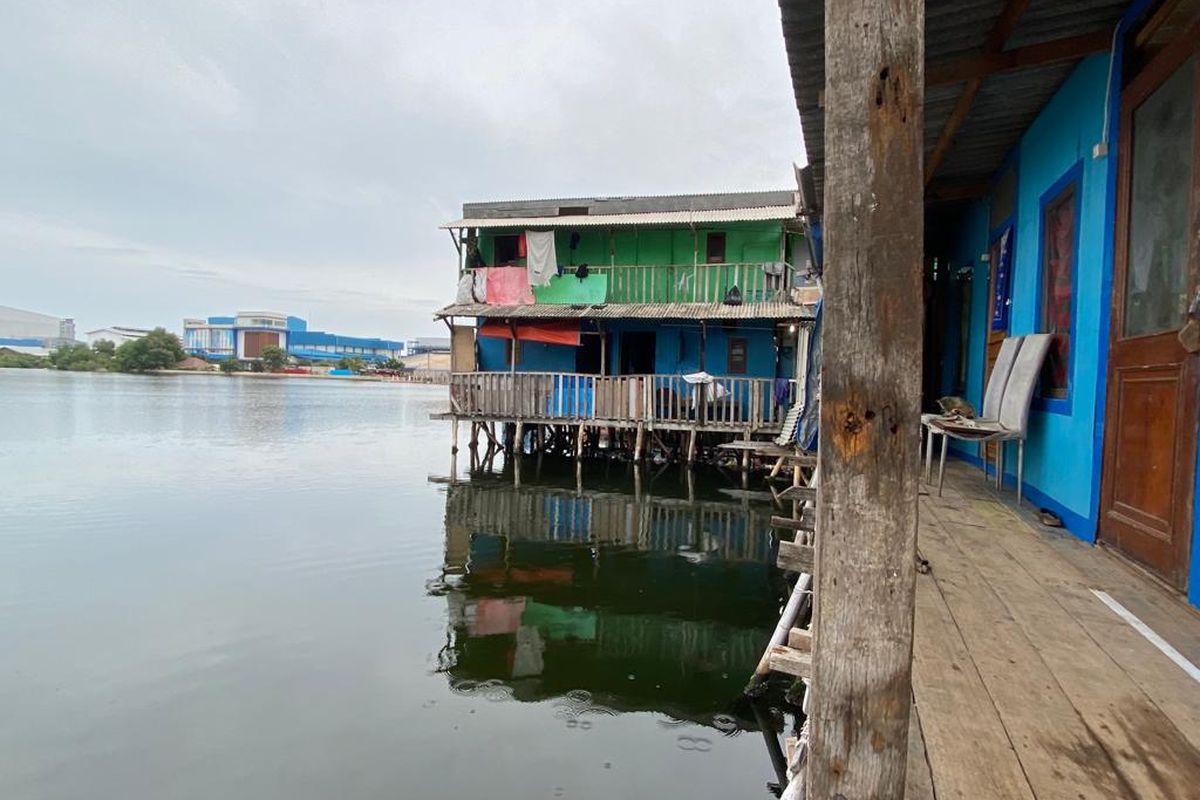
[{"x1": 476, "y1": 222, "x2": 790, "y2": 267}]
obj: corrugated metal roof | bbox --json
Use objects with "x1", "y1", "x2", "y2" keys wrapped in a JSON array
[
  {"x1": 778, "y1": 0, "x2": 1128, "y2": 196},
  {"x1": 441, "y1": 204, "x2": 799, "y2": 230},
  {"x1": 435, "y1": 302, "x2": 816, "y2": 321},
  {"x1": 461, "y1": 190, "x2": 796, "y2": 218}
]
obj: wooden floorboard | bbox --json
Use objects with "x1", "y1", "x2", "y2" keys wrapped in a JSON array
[
  {"x1": 911, "y1": 563, "x2": 1035, "y2": 799},
  {"x1": 905, "y1": 704, "x2": 936, "y2": 800},
  {"x1": 920, "y1": 468, "x2": 1200, "y2": 799},
  {"x1": 955, "y1": 495, "x2": 1200, "y2": 753},
  {"x1": 917, "y1": 506, "x2": 1133, "y2": 799}
]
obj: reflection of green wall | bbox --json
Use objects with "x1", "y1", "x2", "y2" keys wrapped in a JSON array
[
  {"x1": 464, "y1": 536, "x2": 777, "y2": 627},
  {"x1": 448, "y1": 602, "x2": 769, "y2": 725}
]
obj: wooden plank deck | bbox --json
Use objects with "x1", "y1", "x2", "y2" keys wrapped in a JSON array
[{"x1": 912, "y1": 461, "x2": 1200, "y2": 800}]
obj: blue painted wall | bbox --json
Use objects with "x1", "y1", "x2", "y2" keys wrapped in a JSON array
[
  {"x1": 942, "y1": 42, "x2": 1198, "y2": 609},
  {"x1": 1001, "y1": 55, "x2": 1111, "y2": 536},
  {"x1": 603, "y1": 320, "x2": 779, "y2": 378},
  {"x1": 945, "y1": 56, "x2": 1112, "y2": 539},
  {"x1": 943, "y1": 201, "x2": 991, "y2": 423},
  {"x1": 476, "y1": 320, "x2": 782, "y2": 379}
]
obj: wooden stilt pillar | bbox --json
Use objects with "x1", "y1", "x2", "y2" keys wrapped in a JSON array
[
  {"x1": 741, "y1": 430, "x2": 751, "y2": 471},
  {"x1": 687, "y1": 429, "x2": 697, "y2": 464},
  {"x1": 807, "y1": 0, "x2": 924, "y2": 796},
  {"x1": 633, "y1": 423, "x2": 645, "y2": 462},
  {"x1": 575, "y1": 423, "x2": 586, "y2": 460},
  {"x1": 514, "y1": 421, "x2": 524, "y2": 455},
  {"x1": 451, "y1": 417, "x2": 459, "y2": 455}
]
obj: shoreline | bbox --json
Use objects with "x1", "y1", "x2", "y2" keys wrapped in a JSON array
[{"x1": 1, "y1": 367, "x2": 447, "y2": 385}]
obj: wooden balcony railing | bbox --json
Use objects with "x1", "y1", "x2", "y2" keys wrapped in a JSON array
[
  {"x1": 588, "y1": 262, "x2": 794, "y2": 303},
  {"x1": 449, "y1": 371, "x2": 797, "y2": 430}
]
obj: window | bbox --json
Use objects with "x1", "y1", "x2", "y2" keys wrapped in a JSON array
[
  {"x1": 494, "y1": 235, "x2": 520, "y2": 265},
  {"x1": 1039, "y1": 174, "x2": 1079, "y2": 402},
  {"x1": 706, "y1": 232, "x2": 726, "y2": 264},
  {"x1": 727, "y1": 337, "x2": 748, "y2": 374}
]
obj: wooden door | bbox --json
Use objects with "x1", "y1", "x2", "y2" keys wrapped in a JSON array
[
  {"x1": 450, "y1": 325, "x2": 476, "y2": 373},
  {"x1": 1100, "y1": 31, "x2": 1200, "y2": 588}
]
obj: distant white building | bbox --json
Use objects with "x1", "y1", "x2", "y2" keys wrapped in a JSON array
[
  {"x1": 85, "y1": 326, "x2": 151, "y2": 346},
  {"x1": 0, "y1": 305, "x2": 76, "y2": 350}
]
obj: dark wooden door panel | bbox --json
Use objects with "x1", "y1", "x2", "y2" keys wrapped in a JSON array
[
  {"x1": 1100, "y1": 30, "x2": 1199, "y2": 590},
  {"x1": 1106, "y1": 367, "x2": 1181, "y2": 542}
]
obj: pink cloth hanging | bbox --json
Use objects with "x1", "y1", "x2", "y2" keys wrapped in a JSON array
[{"x1": 484, "y1": 267, "x2": 535, "y2": 305}]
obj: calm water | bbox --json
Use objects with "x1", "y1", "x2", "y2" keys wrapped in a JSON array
[{"x1": 0, "y1": 370, "x2": 794, "y2": 800}]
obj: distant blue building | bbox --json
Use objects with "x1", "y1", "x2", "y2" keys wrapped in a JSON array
[{"x1": 183, "y1": 311, "x2": 403, "y2": 363}]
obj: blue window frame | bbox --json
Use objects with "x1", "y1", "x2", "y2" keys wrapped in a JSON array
[{"x1": 1033, "y1": 161, "x2": 1083, "y2": 415}]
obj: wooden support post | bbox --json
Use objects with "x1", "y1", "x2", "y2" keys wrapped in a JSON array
[
  {"x1": 514, "y1": 421, "x2": 524, "y2": 455},
  {"x1": 808, "y1": 0, "x2": 924, "y2": 797},
  {"x1": 741, "y1": 430, "x2": 751, "y2": 471},
  {"x1": 633, "y1": 423, "x2": 645, "y2": 462},
  {"x1": 575, "y1": 423, "x2": 586, "y2": 460},
  {"x1": 451, "y1": 417, "x2": 459, "y2": 455},
  {"x1": 469, "y1": 421, "x2": 479, "y2": 450},
  {"x1": 687, "y1": 429, "x2": 697, "y2": 464}
]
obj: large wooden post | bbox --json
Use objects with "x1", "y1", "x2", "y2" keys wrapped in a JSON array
[{"x1": 808, "y1": 1, "x2": 924, "y2": 798}]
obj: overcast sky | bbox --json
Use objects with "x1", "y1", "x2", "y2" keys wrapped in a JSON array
[{"x1": 1, "y1": 1, "x2": 803, "y2": 339}]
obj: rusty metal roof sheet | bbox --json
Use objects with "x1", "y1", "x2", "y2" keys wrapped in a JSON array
[
  {"x1": 435, "y1": 302, "x2": 816, "y2": 321},
  {"x1": 461, "y1": 190, "x2": 796, "y2": 217},
  {"x1": 779, "y1": 0, "x2": 1128, "y2": 197}
]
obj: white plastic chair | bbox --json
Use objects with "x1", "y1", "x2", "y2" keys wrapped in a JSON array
[
  {"x1": 923, "y1": 335, "x2": 1024, "y2": 487},
  {"x1": 930, "y1": 333, "x2": 1052, "y2": 506}
]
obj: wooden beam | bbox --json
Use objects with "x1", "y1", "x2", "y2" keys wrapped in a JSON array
[
  {"x1": 779, "y1": 485, "x2": 817, "y2": 503},
  {"x1": 927, "y1": 29, "x2": 1113, "y2": 86},
  {"x1": 925, "y1": 0, "x2": 1030, "y2": 184},
  {"x1": 788, "y1": 626, "x2": 813, "y2": 652},
  {"x1": 777, "y1": 540, "x2": 815, "y2": 572},
  {"x1": 772, "y1": 513, "x2": 815, "y2": 534},
  {"x1": 810, "y1": 0, "x2": 924, "y2": 796},
  {"x1": 925, "y1": 178, "x2": 992, "y2": 204},
  {"x1": 767, "y1": 645, "x2": 813, "y2": 679}
]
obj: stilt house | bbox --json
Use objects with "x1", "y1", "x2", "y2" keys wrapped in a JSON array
[{"x1": 435, "y1": 191, "x2": 820, "y2": 455}]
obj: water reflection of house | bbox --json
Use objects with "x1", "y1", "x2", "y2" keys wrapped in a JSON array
[
  {"x1": 433, "y1": 471, "x2": 782, "y2": 729},
  {"x1": 441, "y1": 475, "x2": 777, "y2": 572}
]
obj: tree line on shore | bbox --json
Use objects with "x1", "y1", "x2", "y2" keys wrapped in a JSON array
[
  {"x1": 0, "y1": 331, "x2": 410, "y2": 376},
  {"x1": 0, "y1": 328, "x2": 186, "y2": 373}
]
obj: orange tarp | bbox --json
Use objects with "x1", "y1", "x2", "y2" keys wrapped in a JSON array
[{"x1": 479, "y1": 320, "x2": 581, "y2": 347}]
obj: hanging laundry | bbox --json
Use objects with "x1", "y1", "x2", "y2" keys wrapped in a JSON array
[
  {"x1": 773, "y1": 377, "x2": 792, "y2": 407},
  {"x1": 455, "y1": 270, "x2": 486, "y2": 304},
  {"x1": 525, "y1": 230, "x2": 557, "y2": 287},
  {"x1": 485, "y1": 267, "x2": 535, "y2": 305}
]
